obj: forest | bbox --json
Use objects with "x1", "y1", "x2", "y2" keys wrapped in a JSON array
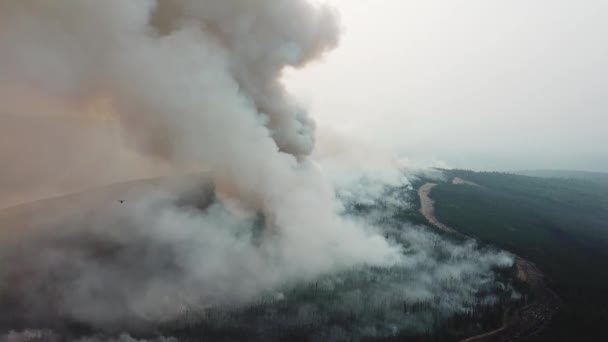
[{"x1": 427, "y1": 169, "x2": 608, "y2": 341}]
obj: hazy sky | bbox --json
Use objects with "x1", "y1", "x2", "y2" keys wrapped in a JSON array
[{"x1": 286, "y1": 0, "x2": 608, "y2": 171}]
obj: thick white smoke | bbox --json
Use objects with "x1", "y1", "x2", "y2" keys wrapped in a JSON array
[
  {"x1": 0, "y1": 1, "x2": 514, "y2": 339},
  {"x1": 0, "y1": 0, "x2": 399, "y2": 324}
]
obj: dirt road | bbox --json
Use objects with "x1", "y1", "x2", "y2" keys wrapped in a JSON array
[
  {"x1": 418, "y1": 183, "x2": 455, "y2": 234},
  {"x1": 418, "y1": 182, "x2": 560, "y2": 342}
]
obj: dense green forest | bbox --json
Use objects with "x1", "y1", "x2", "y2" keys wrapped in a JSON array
[
  {"x1": 514, "y1": 169, "x2": 608, "y2": 185},
  {"x1": 426, "y1": 169, "x2": 608, "y2": 341}
]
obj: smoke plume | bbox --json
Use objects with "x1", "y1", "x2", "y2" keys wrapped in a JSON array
[
  {"x1": 0, "y1": 0, "x2": 397, "y2": 321},
  {"x1": 0, "y1": 1, "x2": 514, "y2": 340}
]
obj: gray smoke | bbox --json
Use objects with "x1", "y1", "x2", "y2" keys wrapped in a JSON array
[
  {"x1": 0, "y1": 0, "x2": 400, "y2": 259},
  {"x1": 0, "y1": 0, "x2": 397, "y2": 323},
  {"x1": 0, "y1": 1, "x2": 514, "y2": 339}
]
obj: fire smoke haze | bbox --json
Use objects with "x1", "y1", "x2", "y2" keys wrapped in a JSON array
[
  {"x1": 0, "y1": 1, "x2": 514, "y2": 340},
  {"x1": 288, "y1": 0, "x2": 608, "y2": 172},
  {"x1": 0, "y1": 0, "x2": 399, "y2": 320},
  {"x1": 0, "y1": 0, "x2": 340, "y2": 207}
]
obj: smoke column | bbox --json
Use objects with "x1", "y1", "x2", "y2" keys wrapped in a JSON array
[
  {"x1": 0, "y1": 0, "x2": 402, "y2": 326},
  {"x1": 0, "y1": 2, "x2": 514, "y2": 340}
]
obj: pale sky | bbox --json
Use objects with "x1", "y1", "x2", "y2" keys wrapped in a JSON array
[{"x1": 286, "y1": 0, "x2": 608, "y2": 171}]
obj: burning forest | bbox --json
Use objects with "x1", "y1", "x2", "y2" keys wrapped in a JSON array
[{"x1": 0, "y1": 1, "x2": 524, "y2": 341}]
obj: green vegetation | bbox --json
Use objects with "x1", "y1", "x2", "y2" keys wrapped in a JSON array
[
  {"x1": 0, "y1": 182, "x2": 523, "y2": 342},
  {"x1": 426, "y1": 169, "x2": 608, "y2": 341},
  {"x1": 161, "y1": 267, "x2": 517, "y2": 342},
  {"x1": 515, "y1": 169, "x2": 608, "y2": 185}
]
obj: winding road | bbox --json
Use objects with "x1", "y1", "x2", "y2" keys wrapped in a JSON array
[{"x1": 418, "y1": 182, "x2": 561, "y2": 342}]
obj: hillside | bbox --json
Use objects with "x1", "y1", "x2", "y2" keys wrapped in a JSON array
[
  {"x1": 515, "y1": 169, "x2": 608, "y2": 184},
  {"x1": 423, "y1": 170, "x2": 608, "y2": 341},
  {"x1": 0, "y1": 175, "x2": 520, "y2": 342}
]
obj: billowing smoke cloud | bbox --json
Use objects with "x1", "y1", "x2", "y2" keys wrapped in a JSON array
[
  {"x1": 0, "y1": 0, "x2": 338, "y2": 205},
  {"x1": 0, "y1": 0, "x2": 397, "y2": 322},
  {"x1": 0, "y1": 171, "x2": 515, "y2": 340},
  {"x1": 0, "y1": 0, "x2": 400, "y2": 255},
  {"x1": 0, "y1": 1, "x2": 514, "y2": 340}
]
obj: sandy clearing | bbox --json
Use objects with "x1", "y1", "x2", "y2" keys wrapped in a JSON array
[
  {"x1": 418, "y1": 183, "x2": 459, "y2": 235},
  {"x1": 452, "y1": 177, "x2": 481, "y2": 187}
]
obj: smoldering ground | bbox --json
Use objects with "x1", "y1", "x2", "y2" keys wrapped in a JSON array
[
  {"x1": 0, "y1": 171, "x2": 514, "y2": 341},
  {"x1": 0, "y1": 1, "x2": 515, "y2": 341}
]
